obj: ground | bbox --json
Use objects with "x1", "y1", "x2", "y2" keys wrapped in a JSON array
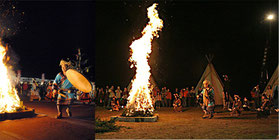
[
  {"x1": 0, "y1": 97, "x2": 94, "y2": 140},
  {"x1": 95, "y1": 106, "x2": 278, "y2": 139}
]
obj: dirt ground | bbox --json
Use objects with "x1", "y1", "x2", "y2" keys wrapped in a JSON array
[
  {"x1": 95, "y1": 106, "x2": 278, "y2": 139},
  {"x1": 0, "y1": 100, "x2": 94, "y2": 140},
  {"x1": 0, "y1": 117, "x2": 94, "y2": 140}
]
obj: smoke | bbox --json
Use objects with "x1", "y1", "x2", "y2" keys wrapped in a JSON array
[
  {"x1": 0, "y1": 0, "x2": 24, "y2": 38},
  {"x1": 0, "y1": 1, "x2": 23, "y2": 74}
]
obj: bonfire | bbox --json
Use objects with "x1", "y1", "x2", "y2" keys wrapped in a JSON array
[
  {"x1": 0, "y1": 40, "x2": 22, "y2": 114},
  {"x1": 123, "y1": 3, "x2": 163, "y2": 117}
]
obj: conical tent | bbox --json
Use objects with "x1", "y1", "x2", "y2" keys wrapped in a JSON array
[
  {"x1": 263, "y1": 65, "x2": 278, "y2": 97},
  {"x1": 195, "y1": 57, "x2": 224, "y2": 105}
]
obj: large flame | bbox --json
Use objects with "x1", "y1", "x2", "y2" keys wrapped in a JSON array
[
  {"x1": 126, "y1": 3, "x2": 163, "y2": 115},
  {"x1": 0, "y1": 40, "x2": 20, "y2": 113}
]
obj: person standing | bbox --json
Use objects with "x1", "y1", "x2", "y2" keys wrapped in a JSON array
[
  {"x1": 155, "y1": 92, "x2": 162, "y2": 109},
  {"x1": 107, "y1": 86, "x2": 115, "y2": 108},
  {"x1": 180, "y1": 89, "x2": 186, "y2": 107},
  {"x1": 251, "y1": 85, "x2": 261, "y2": 109},
  {"x1": 184, "y1": 88, "x2": 190, "y2": 107},
  {"x1": 115, "y1": 86, "x2": 122, "y2": 105},
  {"x1": 190, "y1": 86, "x2": 196, "y2": 107},
  {"x1": 121, "y1": 87, "x2": 128, "y2": 107},
  {"x1": 53, "y1": 60, "x2": 75, "y2": 119},
  {"x1": 45, "y1": 81, "x2": 54, "y2": 102},
  {"x1": 30, "y1": 80, "x2": 41, "y2": 101},
  {"x1": 223, "y1": 75, "x2": 231, "y2": 110},
  {"x1": 104, "y1": 85, "x2": 109, "y2": 107},
  {"x1": 98, "y1": 88, "x2": 105, "y2": 106},
  {"x1": 166, "y1": 89, "x2": 172, "y2": 107},
  {"x1": 201, "y1": 80, "x2": 215, "y2": 119},
  {"x1": 22, "y1": 82, "x2": 29, "y2": 96},
  {"x1": 161, "y1": 87, "x2": 166, "y2": 107},
  {"x1": 184, "y1": 87, "x2": 191, "y2": 107}
]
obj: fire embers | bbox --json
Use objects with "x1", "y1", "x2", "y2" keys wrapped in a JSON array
[{"x1": 0, "y1": 40, "x2": 21, "y2": 113}]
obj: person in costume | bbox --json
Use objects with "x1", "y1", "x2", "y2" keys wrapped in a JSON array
[
  {"x1": 251, "y1": 85, "x2": 261, "y2": 109},
  {"x1": 257, "y1": 94, "x2": 271, "y2": 118},
  {"x1": 230, "y1": 95, "x2": 242, "y2": 117},
  {"x1": 222, "y1": 75, "x2": 231, "y2": 110},
  {"x1": 201, "y1": 80, "x2": 215, "y2": 119},
  {"x1": 45, "y1": 81, "x2": 54, "y2": 101},
  {"x1": 242, "y1": 97, "x2": 250, "y2": 111},
  {"x1": 110, "y1": 96, "x2": 120, "y2": 111},
  {"x1": 30, "y1": 79, "x2": 41, "y2": 101},
  {"x1": 53, "y1": 60, "x2": 75, "y2": 119},
  {"x1": 115, "y1": 86, "x2": 122, "y2": 104},
  {"x1": 173, "y1": 93, "x2": 182, "y2": 112}
]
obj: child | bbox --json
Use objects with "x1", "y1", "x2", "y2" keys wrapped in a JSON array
[
  {"x1": 110, "y1": 96, "x2": 120, "y2": 111},
  {"x1": 242, "y1": 97, "x2": 250, "y2": 111},
  {"x1": 257, "y1": 94, "x2": 271, "y2": 119},
  {"x1": 231, "y1": 95, "x2": 242, "y2": 116},
  {"x1": 173, "y1": 94, "x2": 182, "y2": 112}
]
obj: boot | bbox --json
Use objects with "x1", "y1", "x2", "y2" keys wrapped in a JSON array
[
  {"x1": 202, "y1": 113, "x2": 208, "y2": 119},
  {"x1": 56, "y1": 105, "x2": 62, "y2": 119},
  {"x1": 66, "y1": 107, "x2": 72, "y2": 117},
  {"x1": 209, "y1": 113, "x2": 214, "y2": 119}
]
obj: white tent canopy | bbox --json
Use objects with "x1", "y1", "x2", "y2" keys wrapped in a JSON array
[
  {"x1": 195, "y1": 57, "x2": 224, "y2": 105},
  {"x1": 263, "y1": 65, "x2": 279, "y2": 97}
]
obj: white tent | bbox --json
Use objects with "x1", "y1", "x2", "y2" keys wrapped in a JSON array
[
  {"x1": 263, "y1": 65, "x2": 278, "y2": 97},
  {"x1": 195, "y1": 57, "x2": 224, "y2": 105}
]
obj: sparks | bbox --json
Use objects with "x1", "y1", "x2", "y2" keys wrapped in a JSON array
[{"x1": 126, "y1": 3, "x2": 163, "y2": 116}]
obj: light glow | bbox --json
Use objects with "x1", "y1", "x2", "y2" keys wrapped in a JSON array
[
  {"x1": 126, "y1": 3, "x2": 163, "y2": 115},
  {"x1": 0, "y1": 40, "x2": 20, "y2": 113}
]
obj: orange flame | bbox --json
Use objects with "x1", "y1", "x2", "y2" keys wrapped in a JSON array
[
  {"x1": 126, "y1": 3, "x2": 163, "y2": 114},
  {"x1": 0, "y1": 40, "x2": 20, "y2": 113}
]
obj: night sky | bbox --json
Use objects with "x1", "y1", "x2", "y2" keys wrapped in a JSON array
[
  {"x1": 1, "y1": 0, "x2": 277, "y2": 98},
  {"x1": 4, "y1": 1, "x2": 95, "y2": 81},
  {"x1": 96, "y1": 0, "x2": 278, "y2": 98}
]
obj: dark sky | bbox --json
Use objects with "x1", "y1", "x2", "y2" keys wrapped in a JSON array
[
  {"x1": 4, "y1": 1, "x2": 95, "y2": 81},
  {"x1": 96, "y1": 0, "x2": 278, "y2": 98}
]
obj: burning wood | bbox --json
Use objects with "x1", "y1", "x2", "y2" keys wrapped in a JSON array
[
  {"x1": 0, "y1": 39, "x2": 21, "y2": 113},
  {"x1": 124, "y1": 3, "x2": 163, "y2": 117}
]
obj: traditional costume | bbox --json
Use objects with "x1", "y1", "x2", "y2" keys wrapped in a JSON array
[
  {"x1": 242, "y1": 97, "x2": 250, "y2": 111},
  {"x1": 173, "y1": 94, "x2": 182, "y2": 112},
  {"x1": 231, "y1": 95, "x2": 242, "y2": 116},
  {"x1": 111, "y1": 97, "x2": 120, "y2": 111},
  {"x1": 45, "y1": 82, "x2": 55, "y2": 101},
  {"x1": 53, "y1": 60, "x2": 75, "y2": 119},
  {"x1": 201, "y1": 80, "x2": 215, "y2": 119},
  {"x1": 257, "y1": 94, "x2": 271, "y2": 118},
  {"x1": 30, "y1": 80, "x2": 41, "y2": 101}
]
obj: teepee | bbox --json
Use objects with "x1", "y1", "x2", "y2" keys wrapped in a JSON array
[
  {"x1": 195, "y1": 55, "x2": 224, "y2": 105},
  {"x1": 263, "y1": 65, "x2": 278, "y2": 97}
]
